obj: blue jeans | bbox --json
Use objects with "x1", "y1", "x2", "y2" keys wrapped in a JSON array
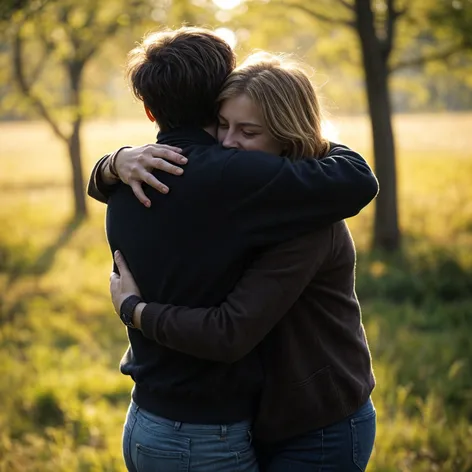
[
  {"x1": 122, "y1": 401, "x2": 259, "y2": 472},
  {"x1": 255, "y1": 398, "x2": 376, "y2": 472}
]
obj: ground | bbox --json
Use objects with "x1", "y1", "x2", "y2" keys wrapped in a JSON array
[{"x1": 0, "y1": 114, "x2": 471, "y2": 471}]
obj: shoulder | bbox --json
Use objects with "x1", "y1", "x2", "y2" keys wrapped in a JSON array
[
  {"x1": 277, "y1": 227, "x2": 335, "y2": 257},
  {"x1": 222, "y1": 148, "x2": 286, "y2": 173},
  {"x1": 334, "y1": 220, "x2": 353, "y2": 240},
  {"x1": 219, "y1": 148, "x2": 289, "y2": 196},
  {"x1": 328, "y1": 142, "x2": 350, "y2": 152},
  {"x1": 332, "y1": 221, "x2": 356, "y2": 258},
  {"x1": 296, "y1": 223, "x2": 354, "y2": 263}
]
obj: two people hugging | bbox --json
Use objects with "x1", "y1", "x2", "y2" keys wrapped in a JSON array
[{"x1": 88, "y1": 27, "x2": 378, "y2": 472}]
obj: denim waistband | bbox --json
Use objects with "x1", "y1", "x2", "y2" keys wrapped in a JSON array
[
  {"x1": 130, "y1": 400, "x2": 252, "y2": 433},
  {"x1": 350, "y1": 396, "x2": 375, "y2": 420}
]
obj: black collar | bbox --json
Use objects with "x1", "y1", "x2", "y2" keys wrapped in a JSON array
[{"x1": 157, "y1": 127, "x2": 217, "y2": 148}]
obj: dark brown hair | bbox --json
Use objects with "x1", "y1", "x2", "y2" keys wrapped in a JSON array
[{"x1": 127, "y1": 27, "x2": 236, "y2": 131}]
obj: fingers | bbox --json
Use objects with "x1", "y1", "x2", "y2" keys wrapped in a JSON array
[
  {"x1": 149, "y1": 145, "x2": 187, "y2": 165},
  {"x1": 129, "y1": 169, "x2": 170, "y2": 206},
  {"x1": 130, "y1": 182, "x2": 152, "y2": 207},
  {"x1": 109, "y1": 276, "x2": 120, "y2": 313},
  {"x1": 159, "y1": 144, "x2": 184, "y2": 153},
  {"x1": 126, "y1": 145, "x2": 187, "y2": 206},
  {"x1": 147, "y1": 156, "x2": 184, "y2": 176},
  {"x1": 114, "y1": 250, "x2": 130, "y2": 275},
  {"x1": 113, "y1": 251, "x2": 124, "y2": 272},
  {"x1": 151, "y1": 158, "x2": 184, "y2": 176},
  {"x1": 109, "y1": 272, "x2": 120, "y2": 298},
  {"x1": 143, "y1": 173, "x2": 169, "y2": 195}
]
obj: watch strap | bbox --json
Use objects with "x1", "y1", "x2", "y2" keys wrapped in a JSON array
[{"x1": 120, "y1": 294, "x2": 143, "y2": 328}]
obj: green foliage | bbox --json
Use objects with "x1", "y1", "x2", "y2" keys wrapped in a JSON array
[
  {"x1": 0, "y1": 0, "x2": 29, "y2": 22},
  {"x1": 2, "y1": 0, "x2": 472, "y2": 120},
  {"x1": 2, "y1": 0, "x2": 159, "y2": 121},
  {"x1": 356, "y1": 248, "x2": 472, "y2": 305},
  {"x1": 0, "y1": 115, "x2": 471, "y2": 471},
  {"x1": 233, "y1": 0, "x2": 472, "y2": 113}
]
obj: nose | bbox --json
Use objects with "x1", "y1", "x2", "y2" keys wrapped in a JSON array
[{"x1": 222, "y1": 130, "x2": 241, "y2": 149}]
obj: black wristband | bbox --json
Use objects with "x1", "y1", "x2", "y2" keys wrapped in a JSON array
[
  {"x1": 119, "y1": 295, "x2": 143, "y2": 328},
  {"x1": 108, "y1": 152, "x2": 120, "y2": 179}
]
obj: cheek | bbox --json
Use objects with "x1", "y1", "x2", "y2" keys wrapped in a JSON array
[
  {"x1": 249, "y1": 135, "x2": 284, "y2": 154},
  {"x1": 217, "y1": 127, "x2": 227, "y2": 143},
  {"x1": 239, "y1": 138, "x2": 262, "y2": 152}
]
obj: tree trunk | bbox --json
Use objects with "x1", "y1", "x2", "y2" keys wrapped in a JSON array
[
  {"x1": 355, "y1": 0, "x2": 400, "y2": 251},
  {"x1": 68, "y1": 119, "x2": 87, "y2": 219},
  {"x1": 68, "y1": 61, "x2": 87, "y2": 220}
]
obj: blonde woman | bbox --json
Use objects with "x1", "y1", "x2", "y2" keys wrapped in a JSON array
[{"x1": 90, "y1": 47, "x2": 377, "y2": 471}]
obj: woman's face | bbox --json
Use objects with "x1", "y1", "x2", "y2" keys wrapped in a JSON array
[{"x1": 217, "y1": 94, "x2": 285, "y2": 155}]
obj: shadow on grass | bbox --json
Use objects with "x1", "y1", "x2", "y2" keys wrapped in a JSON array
[
  {"x1": 6, "y1": 215, "x2": 84, "y2": 284},
  {"x1": 356, "y1": 244, "x2": 472, "y2": 305},
  {"x1": 0, "y1": 215, "x2": 84, "y2": 324}
]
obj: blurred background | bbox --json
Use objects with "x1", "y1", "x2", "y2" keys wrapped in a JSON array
[{"x1": 1, "y1": 0, "x2": 472, "y2": 470}]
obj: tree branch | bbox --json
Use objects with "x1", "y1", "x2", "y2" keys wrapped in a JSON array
[
  {"x1": 12, "y1": 29, "x2": 67, "y2": 142},
  {"x1": 83, "y1": 7, "x2": 97, "y2": 29},
  {"x1": 29, "y1": 24, "x2": 56, "y2": 83},
  {"x1": 336, "y1": 0, "x2": 354, "y2": 11},
  {"x1": 72, "y1": 6, "x2": 97, "y2": 61},
  {"x1": 381, "y1": 0, "x2": 407, "y2": 61},
  {"x1": 272, "y1": 1, "x2": 355, "y2": 28},
  {"x1": 78, "y1": 8, "x2": 121, "y2": 63},
  {"x1": 390, "y1": 42, "x2": 465, "y2": 72},
  {"x1": 81, "y1": 21, "x2": 121, "y2": 63}
]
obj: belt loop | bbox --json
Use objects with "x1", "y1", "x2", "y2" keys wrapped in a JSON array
[
  {"x1": 174, "y1": 421, "x2": 182, "y2": 431},
  {"x1": 220, "y1": 424, "x2": 227, "y2": 439}
]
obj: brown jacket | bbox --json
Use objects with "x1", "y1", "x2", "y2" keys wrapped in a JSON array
[{"x1": 140, "y1": 221, "x2": 375, "y2": 442}]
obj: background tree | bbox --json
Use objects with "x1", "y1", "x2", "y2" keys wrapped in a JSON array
[
  {"x1": 261, "y1": 0, "x2": 472, "y2": 251},
  {"x1": 6, "y1": 0, "x2": 158, "y2": 219}
]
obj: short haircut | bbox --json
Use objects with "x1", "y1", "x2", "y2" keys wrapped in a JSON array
[
  {"x1": 219, "y1": 52, "x2": 329, "y2": 160},
  {"x1": 127, "y1": 27, "x2": 236, "y2": 131}
]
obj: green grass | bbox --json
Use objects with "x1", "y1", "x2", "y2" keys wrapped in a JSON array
[{"x1": 1, "y1": 114, "x2": 472, "y2": 471}]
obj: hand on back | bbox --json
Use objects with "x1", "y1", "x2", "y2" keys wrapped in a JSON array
[{"x1": 115, "y1": 144, "x2": 188, "y2": 207}]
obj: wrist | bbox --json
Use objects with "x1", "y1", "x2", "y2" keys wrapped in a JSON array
[
  {"x1": 119, "y1": 295, "x2": 143, "y2": 328},
  {"x1": 100, "y1": 156, "x2": 120, "y2": 185},
  {"x1": 112, "y1": 146, "x2": 132, "y2": 181},
  {"x1": 133, "y1": 302, "x2": 146, "y2": 330}
]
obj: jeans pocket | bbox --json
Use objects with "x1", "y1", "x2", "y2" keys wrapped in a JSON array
[
  {"x1": 227, "y1": 430, "x2": 258, "y2": 472},
  {"x1": 136, "y1": 443, "x2": 189, "y2": 472},
  {"x1": 227, "y1": 430, "x2": 253, "y2": 455},
  {"x1": 350, "y1": 409, "x2": 376, "y2": 471}
]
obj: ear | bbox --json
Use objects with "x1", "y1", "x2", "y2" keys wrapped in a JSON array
[{"x1": 144, "y1": 105, "x2": 155, "y2": 122}]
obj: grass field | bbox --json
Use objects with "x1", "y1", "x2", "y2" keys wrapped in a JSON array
[{"x1": 1, "y1": 114, "x2": 472, "y2": 471}]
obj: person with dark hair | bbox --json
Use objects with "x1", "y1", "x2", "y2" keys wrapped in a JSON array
[
  {"x1": 126, "y1": 29, "x2": 235, "y2": 131},
  {"x1": 88, "y1": 28, "x2": 378, "y2": 472}
]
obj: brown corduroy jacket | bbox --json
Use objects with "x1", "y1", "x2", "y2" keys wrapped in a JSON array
[{"x1": 139, "y1": 221, "x2": 375, "y2": 442}]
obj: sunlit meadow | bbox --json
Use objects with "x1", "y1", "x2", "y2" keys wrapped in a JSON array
[{"x1": 1, "y1": 113, "x2": 472, "y2": 471}]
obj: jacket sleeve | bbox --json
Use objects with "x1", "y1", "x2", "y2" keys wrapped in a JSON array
[
  {"x1": 139, "y1": 230, "x2": 331, "y2": 363},
  {"x1": 87, "y1": 154, "x2": 115, "y2": 204},
  {"x1": 222, "y1": 143, "x2": 378, "y2": 245}
]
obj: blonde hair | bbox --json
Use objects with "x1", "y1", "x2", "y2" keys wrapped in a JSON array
[{"x1": 218, "y1": 52, "x2": 330, "y2": 161}]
